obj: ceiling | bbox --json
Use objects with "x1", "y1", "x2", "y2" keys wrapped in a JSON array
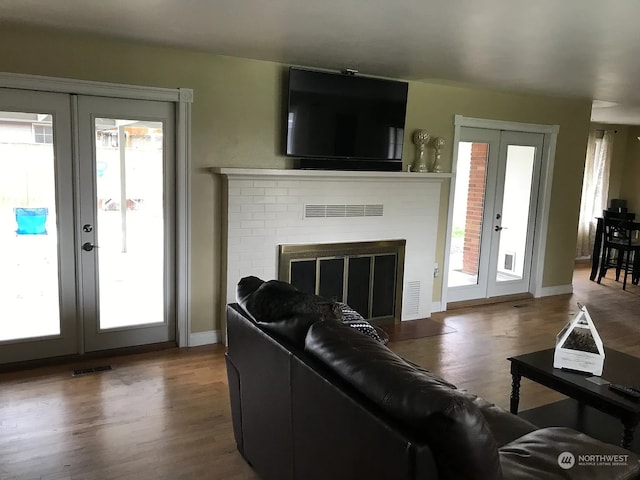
[{"x1": 3, "y1": 0, "x2": 640, "y2": 124}]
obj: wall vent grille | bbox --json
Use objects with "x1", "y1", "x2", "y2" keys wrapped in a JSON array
[
  {"x1": 305, "y1": 204, "x2": 384, "y2": 218},
  {"x1": 404, "y1": 281, "x2": 421, "y2": 316}
]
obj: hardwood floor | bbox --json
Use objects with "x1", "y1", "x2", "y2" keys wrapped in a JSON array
[{"x1": 1, "y1": 266, "x2": 639, "y2": 479}]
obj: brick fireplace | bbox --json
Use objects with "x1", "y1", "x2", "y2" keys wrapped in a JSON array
[{"x1": 213, "y1": 168, "x2": 448, "y2": 322}]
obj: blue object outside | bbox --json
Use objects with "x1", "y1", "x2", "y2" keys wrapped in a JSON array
[{"x1": 15, "y1": 207, "x2": 48, "y2": 235}]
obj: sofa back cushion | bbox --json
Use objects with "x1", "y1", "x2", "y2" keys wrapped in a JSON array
[
  {"x1": 236, "y1": 276, "x2": 337, "y2": 346},
  {"x1": 305, "y1": 320, "x2": 503, "y2": 480}
]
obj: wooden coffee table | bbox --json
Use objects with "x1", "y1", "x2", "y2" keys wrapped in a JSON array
[{"x1": 508, "y1": 348, "x2": 640, "y2": 451}]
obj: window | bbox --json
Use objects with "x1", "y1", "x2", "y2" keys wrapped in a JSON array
[{"x1": 33, "y1": 124, "x2": 53, "y2": 144}]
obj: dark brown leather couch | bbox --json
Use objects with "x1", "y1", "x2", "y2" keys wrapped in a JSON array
[{"x1": 226, "y1": 277, "x2": 640, "y2": 479}]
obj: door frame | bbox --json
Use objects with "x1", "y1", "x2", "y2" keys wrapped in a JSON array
[
  {"x1": 440, "y1": 115, "x2": 559, "y2": 311},
  {"x1": 0, "y1": 72, "x2": 194, "y2": 348}
]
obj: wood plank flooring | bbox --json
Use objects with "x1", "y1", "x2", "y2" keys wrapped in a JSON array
[{"x1": 1, "y1": 266, "x2": 639, "y2": 479}]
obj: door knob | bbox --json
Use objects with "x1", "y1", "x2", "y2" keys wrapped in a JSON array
[{"x1": 82, "y1": 242, "x2": 98, "y2": 252}]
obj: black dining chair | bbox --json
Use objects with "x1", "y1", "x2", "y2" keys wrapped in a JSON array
[{"x1": 597, "y1": 215, "x2": 640, "y2": 290}]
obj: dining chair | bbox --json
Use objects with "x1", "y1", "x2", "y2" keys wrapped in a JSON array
[{"x1": 597, "y1": 215, "x2": 640, "y2": 290}]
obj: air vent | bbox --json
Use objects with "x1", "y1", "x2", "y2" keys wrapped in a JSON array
[
  {"x1": 304, "y1": 204, "x2": 384, "y2": 218},
  {"x1": 72, "y1": 365, "x2": 112, "y2": 377},
  {"x1": 404, "y1": 281, "x2": 421, "y2": 316}
]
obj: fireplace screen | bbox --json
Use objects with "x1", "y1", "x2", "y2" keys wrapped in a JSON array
[{"x1": 278, "y1": 240, "x2": 405, "y2": 323}]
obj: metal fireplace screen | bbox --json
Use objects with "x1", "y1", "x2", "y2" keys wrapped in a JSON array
[{"x1": 278, "y1": 240, "x2": 406, "y2": 323}]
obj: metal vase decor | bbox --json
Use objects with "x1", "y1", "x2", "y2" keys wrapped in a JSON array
[
  {"x1": 412, "y1": 130, "x2": 430, "y2": 172},
  {"x1": 431, "y1": 136, "x2": 445, "y2": 173}
]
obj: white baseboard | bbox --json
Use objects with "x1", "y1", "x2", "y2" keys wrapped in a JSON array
[
  {"x1": 536, "y1": 284, "x2": 573, "y2": 297},
  {"x1": 189, "y1": 330, "x2": 222, "y2": 346}
]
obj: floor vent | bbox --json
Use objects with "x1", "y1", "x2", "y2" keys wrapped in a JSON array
[
  {"x1": 72, "y1": 365, "x2": 112, "y2": 377},
  {"x1": 513, "y1": 304, "x2": 530, "y2": 309},
  {"x1": 305, "y1": 204, "x2": 384, "y2": 218}
]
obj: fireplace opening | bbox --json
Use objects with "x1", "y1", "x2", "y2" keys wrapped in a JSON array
[{"x1": 278, "y1": 240, "x2": 405, "y2": 324}]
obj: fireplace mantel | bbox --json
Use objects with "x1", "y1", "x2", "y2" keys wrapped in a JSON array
[
  {"x1": 211, "y1": 167, "x2": 451, "y2": 181},
  {"x1": 214, "y1": 167, "x2": 448, "y2": 321}
]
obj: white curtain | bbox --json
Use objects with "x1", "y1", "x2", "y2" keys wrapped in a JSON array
[{"x1": 576, "y1": 130, "x2": 613, "y2": 257}]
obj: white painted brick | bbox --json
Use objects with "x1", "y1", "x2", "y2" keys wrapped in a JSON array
[
  {"x1": 253, "y1": 212, "x2": 277, "y2": 221},
  {"x1": 224, "y1": 173, "x2": 442, "y2": 321},
  {"x1": 241, "y1": 187, "x2": 265, "y2": 196},
  {"x1": 265, "y1": 188, "x2": 288, "y2": 196},
  {"x1": 241, "y1": 220, "x2": 265, "y2": 229},
  {"x1": 231, "y1": 195, "x2": 256, "y2": 205},
  {"x1": 240, "y1": 204, "x2": 265, "y2": 213},
  {"x1": 277, "y1": 196, "x2": 302, "y2": 204},
  {"x1": 277, "y1": 211, "x2": 303, "y2": 222},
  {"x1": 254, "y1": 180, "x2": 278, "y2": 188},
  {"x1": 252, "y1": 228, "x2": 277, "y2": 236},
  {"x1": 277, "y1": 180, "x2": 303, "y2": 188},
  {"x1": 265, "y1": 204, "x2": 288, "y2": 212},
  {"x1": 228, "y1": 227, "x2": 253, "y2": 239},
  {"x1": 229, "y1": 180, "x2": 253, "y2": 188},
  {"x1": 253, "y1": 196, "x2": 277, "y2": 205},
  {"x1": 286, "y1": 188, "x2": 310, "y2": 197}
]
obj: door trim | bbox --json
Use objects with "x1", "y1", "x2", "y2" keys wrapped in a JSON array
[
  {"x1": 441, "y1": 115, "x2": 559, "y2": 310},
  {"x1": 0, "y1": 72, "x2": 193, "y2": 347}
]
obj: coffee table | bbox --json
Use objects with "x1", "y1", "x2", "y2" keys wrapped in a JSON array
[{"x1": 508, "y1": 348, "x2": 640, "y2": 450}]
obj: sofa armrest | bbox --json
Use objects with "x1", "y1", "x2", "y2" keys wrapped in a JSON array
[
  {"x1": 225, "y1": 354, "x2": 244, "y2": 456},
  {"x1": 500, "y1": 427, "x2": 640, "y2": 479}
]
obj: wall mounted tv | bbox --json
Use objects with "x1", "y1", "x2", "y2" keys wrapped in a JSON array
[{"x1": 285, "y1": 67, "x2": 408, "y2": 171}]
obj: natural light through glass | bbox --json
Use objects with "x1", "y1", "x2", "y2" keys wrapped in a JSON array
[
  {"x1": 94, "y1": 118, "x2": 165, "y2": 330},
  {"x1": 0, "y1": 111, "x2": 60, "y2": 341},
  {"x1": 448, "y1": 142, "x2": 489, "y2": 288}
]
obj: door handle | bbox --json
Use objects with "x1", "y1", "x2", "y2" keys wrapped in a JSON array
[
  {"x1": 495, "y1": 225, "x2": 508, "y2": 232},
  {"x1": 82, "y1": 242, "x2": 98, "y2": 252}
]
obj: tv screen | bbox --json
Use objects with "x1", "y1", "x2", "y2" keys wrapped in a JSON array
[{"x1": 285, "y1": 67, "x2": 408, "y2": 170}]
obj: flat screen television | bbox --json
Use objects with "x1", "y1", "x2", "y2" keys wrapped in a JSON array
[{"x1": 285, "y1": 67, "x2": 408, "y2": 171}]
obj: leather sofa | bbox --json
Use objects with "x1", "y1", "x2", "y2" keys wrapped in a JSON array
[{"x1": 225, "y1": 276, "x2": 640, "y2": 479}]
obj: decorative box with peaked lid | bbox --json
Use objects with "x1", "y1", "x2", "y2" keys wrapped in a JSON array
[{"x1": 553, "y1": 304, "x2": 605, "y2": 376}]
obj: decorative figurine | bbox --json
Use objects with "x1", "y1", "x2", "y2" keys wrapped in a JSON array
[
  {"x1": 412, "y1": 130, "x2": 430, "y2": 172},
  {"x1": 431, "y1": 136, "x2": 445, "y2": 173}
]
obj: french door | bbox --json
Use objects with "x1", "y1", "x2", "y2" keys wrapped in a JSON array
[
  {"x1": 0, "y1": 89, "x2": 176, "y2": 364},
  {"x1": 447, "y1": 127, "x2": 544, "y2": 303}
]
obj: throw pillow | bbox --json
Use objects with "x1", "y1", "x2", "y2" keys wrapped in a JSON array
[
  {"x1": 236, "y1": 276, "x2": 338, "y2": 346},
  {"x1": 333, "y1": 302, "x2": 387, "y2": 344}
]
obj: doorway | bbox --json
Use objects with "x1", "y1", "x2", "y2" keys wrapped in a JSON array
[
  {"x1": 445, "y1": 121, "x2": 549, "y2": 304},
  {"x1": 0, "y1": 88, "x2": 177, "y2": 363}
]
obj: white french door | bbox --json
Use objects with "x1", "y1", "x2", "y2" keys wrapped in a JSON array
[
  {"x1": 0, "y1": 89, "x2": 176, "y2": 364},
  {"x1": 0, "y1": 89, "x2": 77, "y2": 363},
  {"x1": 77, "y1": 96, "x2": 176, "y2": 352},
  {"x1": 447, "y1": 127, "x2": 544, "y2": 303}
]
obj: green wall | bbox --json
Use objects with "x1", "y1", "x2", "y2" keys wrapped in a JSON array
[
  {"x1": 621, "y1": 126, "x2": 640, "y2": 214},
  {"x1": 0, "y1": 24, "x2": 593, "y2": 333}
]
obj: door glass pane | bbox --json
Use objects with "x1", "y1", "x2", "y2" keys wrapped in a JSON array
[
  {"x1": 0, "y1": 111, "x2": 60, "y2": 340},
  {"x1": 95, "y1": 119, "x2": 164, "y2": 329},
  {"x1": 496, "y1": 145, "x2": 535, "y2": 283},
  {"x1": 448, "y1": 142, "x2": 489, "y2": 288}
]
